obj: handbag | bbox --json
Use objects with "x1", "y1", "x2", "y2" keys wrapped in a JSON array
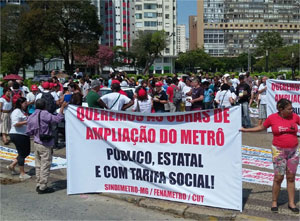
[
  {"x1": 136, "y1": 100, "x2": 141, "y2": 112},
  {"x1": 219, "y1": 90, "x2": 228, "y2": 108},
  {"x1": 38, "y1": 111, "x2": 53, "y2": 142}
]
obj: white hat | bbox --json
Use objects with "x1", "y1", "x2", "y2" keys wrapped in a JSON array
[
  {"x1": 120, "y1": 81, "x2": 128, "y2": 87},
  {"x1": 224, "y1": 73, "x2": 230, "y2": 78},
  {"x1": 239, "y1": 72, "x2": 246, "y2": 76}
]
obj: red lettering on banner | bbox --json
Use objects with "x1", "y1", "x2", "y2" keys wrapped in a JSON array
[
  {"x1": 275, "y1": 94, "x2": 300, "y2": 104},
  {"x1": 214, "y1": 109, "x2": 230, "y2": 123},
  {"x1": 271, "y1": 83, "x2": 300, "y2": 91},
  {"x1": 180, "y1": 129, "x2": 224, "y2": 146}
]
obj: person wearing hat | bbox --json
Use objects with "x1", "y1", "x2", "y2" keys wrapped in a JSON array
[
  {"x1": 26, "y1": 85, "x2": 39, "y2": 115},
  {"x1": 35, "y1": 82, "x2": 59, "y2": 108},
  {"x1": 132, "y1": 87, "x2": 152, "y2": 113},
  {"x1": 99, "y1": 83, "x2": 133, "y2": 111},
  {"x1": 86, "y1": 80, "x2": 105, "y2": 108},
  {"x1": 153, "y1": 81, "x2": 168, "y2": 113}
]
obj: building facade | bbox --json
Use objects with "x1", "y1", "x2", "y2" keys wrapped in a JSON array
[
  {"x1": 189, "y1": 15, "x2": 198, "y2": 50},
  {"x1": 197, "y1": 0, "x2": 300, "y2": 57},
  {"x1": 95, "y1": 0, "x2": 132, "y2": 51},
  {"x1": 176, "y1": 25, "x2": 187, "y2": 53},
  {"x1": 134, "y1": 0, "x2": 177, "y2": 73}
]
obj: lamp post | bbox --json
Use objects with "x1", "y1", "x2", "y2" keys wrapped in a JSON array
[
  {"x1": 247, "y1": 37, "x2": 252, "y2": 72},
  {"x1": 265, "y1": 49, "x2": 269, "y2": 72},
  {"x1": 292, "y1": 52, "x2": 295, "y2": 80}
]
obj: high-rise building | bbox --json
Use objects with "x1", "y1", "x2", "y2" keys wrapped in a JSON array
[
  {"x1": 197, "y1": 0, "x2": 300, "y2": 57},
  {"x1": 189, "y1": 15, "x2": 198, "y2": 51},
  {"x1": 176, "y1": 25, "x2": 187, "y2": 53},
  {"x1": 96, "y1": 0, "x2": 132, "y2": 50},
  {"x1": 134, "y1": 0, "x2": 177, "y2": 73}
]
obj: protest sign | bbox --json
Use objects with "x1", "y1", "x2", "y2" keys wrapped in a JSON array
[
  {"x1": 266, "y1": 79, "x2": 300, "y2": 135},
  {"x1": 66, "y1": 105, "x2": 242, "y2": 211}
]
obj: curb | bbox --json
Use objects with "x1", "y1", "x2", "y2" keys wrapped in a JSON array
[{"x1": 101, "y1": 193, "x2": 243, "y2": 220}]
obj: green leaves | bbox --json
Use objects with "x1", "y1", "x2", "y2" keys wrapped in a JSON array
[{"x1": 131, "y1": 30, "x2": 167, "y2": 75}]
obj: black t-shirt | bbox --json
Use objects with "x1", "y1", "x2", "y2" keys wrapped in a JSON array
[
  {"x1": 153, "y1": 90, "x2": 167, "y2": 112},
  {"x1": 192, "y1": 87, "x2": 204, "y2": 109},
  {"x1": 235, "y1": 83, "x2": 251, "y2": 103}
]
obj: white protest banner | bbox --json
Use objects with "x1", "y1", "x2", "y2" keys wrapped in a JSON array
[
  {"x1": 266, "y1": 79, "x2": 300, "y2": 135},
  {"x1": 66, "y1": 105, "x2": 242, "y2": 211}
]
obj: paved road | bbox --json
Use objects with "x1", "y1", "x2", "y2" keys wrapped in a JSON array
[
  {"x1": 0, "y1": 168, "x2": 189, "y2": 220},
  {"x1": 1, "y1": 131, "x2": 299, "y2": 220}
]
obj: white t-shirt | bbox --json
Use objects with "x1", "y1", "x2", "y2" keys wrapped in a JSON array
[
  {"x1": 178, "y1": 81, "x2": 186, "y2": 91},
  {"x1": 231, "y1": 78, "x2": 240, "y2": 89},
  {"x1": 9, "y1": 108, "x2": 27, "y2": 135},
  {"x1": 215, "y1": 90, "x2": 235, "y2": 108},
  {"x1": 182, "y1": 85, "x2": 192, "y2": 106},
  {"x1": 101, "y1": 92, "x2": 131, "y2": 111},
  {"x1": 0, "y1": 97, "x2": 12, "y2": 111},
  {"x1": 26, "y1": 92, "x2": 36, "y2": 103},
  {"x1": 81, "y1": 82, "x2": 90, "y2": 98},
  {"x1": 36, "y1": 90, "x2": 59, "y2": 101},
  {"x1": 132, "y1": 95, "x2": 152, "y2": 113},
  {"x1": 258, "y1": 83, "x2": 267, "y2": 104}
]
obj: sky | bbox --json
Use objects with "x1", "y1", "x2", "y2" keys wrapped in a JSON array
[{"x1": 177, "y1": 0, "x2": 197, "y2": 37}]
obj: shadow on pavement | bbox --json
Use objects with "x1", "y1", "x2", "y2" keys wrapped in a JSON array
[
  {"x1": 242, "y1": 188, "x2": 252, "y2": 209},
  {"x1": 51, "y1": 179, "x2": 67, "y2": 191}
]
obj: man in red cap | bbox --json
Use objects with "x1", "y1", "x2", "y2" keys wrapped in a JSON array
[
  {"x1": 153, "y1": 81, "x2": 168, "y2": 113},
  {"x1": 26, "y1": 85, "x2": 39, "y2": 115},
  {"x1": 111, "y1": 80, "x2": 128, "y2": 97}
]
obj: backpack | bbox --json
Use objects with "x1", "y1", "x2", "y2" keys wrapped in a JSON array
[
  {"x1": 12, "y1": 90, "x2": 23, "y2": 105},
  {"x1": 41, "y1": 92, "x2": 57, "y2": 114},
  {"x1": 172, "y1": 85, "x2": 182, "y2": 104}
]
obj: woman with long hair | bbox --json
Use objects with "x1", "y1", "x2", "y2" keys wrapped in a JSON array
[
  {"x1": 7, "y1": 97, "x2": 31, "y2": 180},
  {"x1": 241, "y1": 99, "x2": 299, "y2": 214}
]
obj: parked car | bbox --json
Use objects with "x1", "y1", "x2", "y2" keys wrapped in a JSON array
[
  {"x1": 99, "y1": 87, "x2": 135, "y2": 100},
  {"x1": 32, "y1": 75, "x2": 52, "y2": 82}
]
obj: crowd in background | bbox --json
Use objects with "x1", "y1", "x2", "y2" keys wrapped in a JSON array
[{"x1": 0, "y1": 69, "x2": 270, "y2": 146}]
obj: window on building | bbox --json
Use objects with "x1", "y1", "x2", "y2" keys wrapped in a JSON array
[
  {"x1": 135, "y1": 13, "x2": 142, "y2": 19},
  {"x1": 165, "y1": 14, "x2": 169, "y2": 19},
  {"x1": 144, "y1": 3, "x2": 157, "y2": 10}
]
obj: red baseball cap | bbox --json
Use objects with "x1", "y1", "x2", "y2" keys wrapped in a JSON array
[
  {"x1": 49, "y1": 83, "x2": 54, "y2": 89},
  {"x1": 155, "y1": 81, "x2": 163, "y2": 87},
  {"x1": 138, "y1": 88, "x2": 147, "y2": 97},
  {"x1": 42, "y1": 82, "x2": 50, "y2": 89},
  {"x1": 31, "y1": 85, "x2": 38, "y2": 91},
  {"x1": 111, "y1": 80, "x2": 120, "y2": 85}
]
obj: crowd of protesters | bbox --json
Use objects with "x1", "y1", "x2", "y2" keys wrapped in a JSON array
[{"x1": 0, "y1": 69, "x2": 271, "y2": 142}]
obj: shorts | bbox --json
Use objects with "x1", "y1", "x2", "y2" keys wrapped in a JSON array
[
  {"x1": 258, "y1": 104, "x2": 267, "y2": 119},
  {"x1": 272, "y1": 145, "x2": 299, "y2": 175}
]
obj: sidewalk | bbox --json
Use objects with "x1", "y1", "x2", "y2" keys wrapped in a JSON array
[{"x1": 1, "y1": 132, "x2": 299, "y2": 220}]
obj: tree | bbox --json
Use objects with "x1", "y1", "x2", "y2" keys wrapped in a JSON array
[
  {"x1": 25, "y1": 0, "x2": 103, "y2": 74},
  {"x1": 0, "y1": 4, "x2": 36, "y2": 76},
  {"x1": 131, "y1": 31, "x2": 167, "y2": 75},
  {"x1": 254, "y1": 31, "x2": 284, "y2": 56},
  {"x1": 177, "y1": 49, "x2": 212, "y2": 72},
  {"x1": 75, "y1": 45, "x2": 114, "y2": 74}
]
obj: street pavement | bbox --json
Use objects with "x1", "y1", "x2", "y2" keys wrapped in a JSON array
[{"x1": 0, "y1": 131, "x2": 299, "y2": 220}]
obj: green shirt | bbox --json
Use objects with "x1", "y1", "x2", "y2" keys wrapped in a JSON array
[{"x1": 86, "y1": 90, "x2": 101, "y2": 108}]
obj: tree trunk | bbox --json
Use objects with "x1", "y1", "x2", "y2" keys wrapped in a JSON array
[
  {"x1": 22, "y1": 67, "x2": 26, "y2": 79},
  {"x1": 42, "y1": 59, "x2": 46, "y2": 75}
]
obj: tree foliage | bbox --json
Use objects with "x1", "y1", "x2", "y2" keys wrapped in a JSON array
[
  {"x1": 254, "y1": 31, "x2": 284, "y2": 56},
  {"x1": 0, "y1": 4, "x2": 35, "y2": 76},
  {"x1": 75, "y1": 45, "x2": 114, "y2": 74},
  {"x1": 23, "y1": 0, "x2": 103, "y2": 74},
  {"x1": 131, "y1": 30, "x2": 167, "y2": 75}
]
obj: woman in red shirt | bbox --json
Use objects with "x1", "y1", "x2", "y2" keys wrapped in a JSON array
[{"x1": 241, "y1": 98, "x2": 299, "y2": 214}]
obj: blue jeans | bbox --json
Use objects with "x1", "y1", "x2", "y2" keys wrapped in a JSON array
[{"x1": 241, "y1": 102, "x2": 251, "y2": 128}]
